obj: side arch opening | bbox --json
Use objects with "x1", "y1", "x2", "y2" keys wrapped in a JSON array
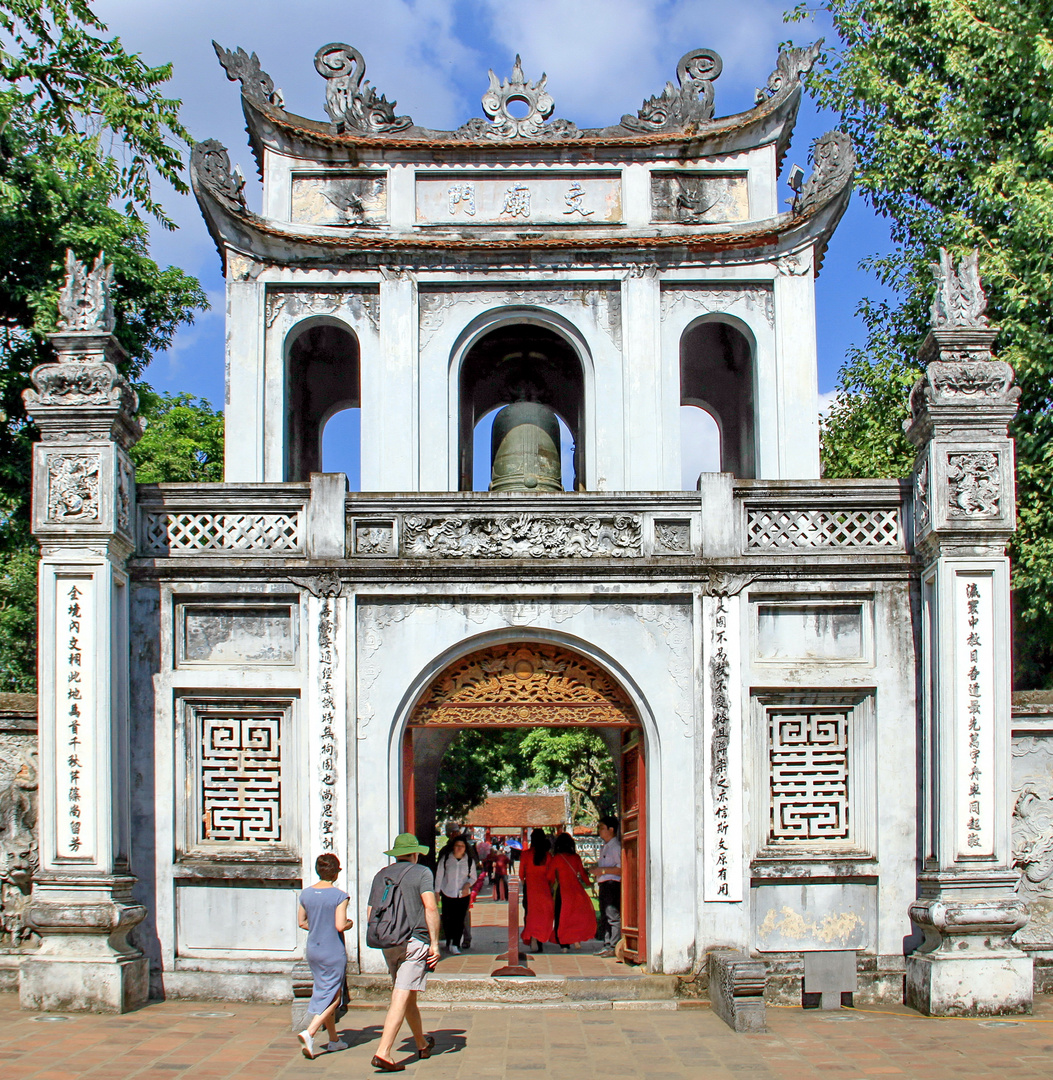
[
  {"x1": 285, "y1": 320, "x2": 360, "y2": 482},
  {"x1": 680, "y1": 318, "x2": 755, "y2": 479}
]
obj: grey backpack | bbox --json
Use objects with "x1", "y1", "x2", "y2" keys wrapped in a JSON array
[{"x1": 367, "y1": 862, "x2": 417, "y2": 949}]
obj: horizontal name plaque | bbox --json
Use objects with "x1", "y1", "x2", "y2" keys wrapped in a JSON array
[{"x1": 416, "y1": 174, "x2": 622, "y2": 225}]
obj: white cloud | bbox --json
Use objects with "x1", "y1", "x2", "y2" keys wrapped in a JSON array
[
  {"x1": 818, "y1": 389, "x2": 838, "y2": 419},
  {"x1": 681, "y1": 405, "x2": 721, "y2": 489}
]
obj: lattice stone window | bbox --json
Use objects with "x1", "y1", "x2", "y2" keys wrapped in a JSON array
[
  {"x1": 752, "y1": 691, "x2": 875, "y2": 858},
  {"x1": 179, "y1": 698, "x2": 299, "y2": 857}
]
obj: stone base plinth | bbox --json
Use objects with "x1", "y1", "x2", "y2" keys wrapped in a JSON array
[
  {"x1": 905, "y1": 951, "x2": 1032, "y2": 1017},
  {"x1": 20, "y1": 952, "x2": 149, "y2": 1013}
]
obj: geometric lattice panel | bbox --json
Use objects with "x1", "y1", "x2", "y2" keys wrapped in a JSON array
[
  {"x1": 746, "y1": 508, "x2": 901, "y2": 550},
  {"x1": 769, "y1": 709, "x2": 849, "y2": 841},
  {"x1": 141, "y1": 512, "x2": 303, "y2": 555},
  {"x1": 200, "y1": 713, "x2": 283, "y2": 843}
]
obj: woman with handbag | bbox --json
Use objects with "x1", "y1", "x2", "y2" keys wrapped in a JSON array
[
  {"x1": 546, "y1": 832, "x2": 595, "y2": 952},
  {"x1": 520, "y1": 828, "x2": 555, "y2": 953},
  {"x1": 434, "y1": 835, "x2": 476, "y2": 954}
]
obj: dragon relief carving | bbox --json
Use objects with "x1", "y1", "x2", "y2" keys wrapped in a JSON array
[
  {"x1": 47, "y1": 454, "x2": 101, "y2": 524},
  {"x1": 191, "y1": 140, "x2": 246, "y2": 212},
  {"x1": 754, "y1": 40, "x2": 823, "y2": 102},
  {"x1": 314, "y1": 43, "x2": 412, "y2": 134},
  {"x1": 930, "y1": 248, "x2": 989, "y2": 329},
  {"x1": 622, "y1": 48, "x2": 722, "y2": 133},
  {"x1": 796, "y1": 131, "x2": 855, "y2": 215},
  {"x1": 460, "y1": 55, "x2": 579, "y2": 141},
  {"x1": 57, "y1": 250, "x2": 114, "y2": 333},
  {"x1": 0, "y1": 742, "x2": 38, "y2": 946},
  {"x1": 946, "y1": 450, "x2": 1001, "y2": 518},
  {"x1": 412, "y1": 643, "x2": 635, "y2": 726},
  {"x1": 213, "y1": 41, "x2": 284, "y2": 107},
  {"x1": 1012, "y1": 737, "x2": 1053, "y2": 946},
  {"x1": 401, "y1": 514, "x2": 642, "y2": 559}
]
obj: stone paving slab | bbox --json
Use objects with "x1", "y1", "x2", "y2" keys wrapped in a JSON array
[{"x1": 1, "y1": 993, "x2": 1052, "y2": 1079}]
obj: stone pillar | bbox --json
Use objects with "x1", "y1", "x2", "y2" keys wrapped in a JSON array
[
  {"x1": 18, "y1": 252, "x2": 148, "y2": 1012},
  {"x1": 903, "y1": 250, "x2": 1031, "y2": 1016}
]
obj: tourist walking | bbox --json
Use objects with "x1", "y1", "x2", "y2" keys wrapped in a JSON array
[
  {"x1": 595, "y1": 815, "x2": 622, "y2": 957},
  {"x1": 520, "y1": 828, "x2": 554, "y2": 952},
  {"x1": 547, "y1": 832, "x2": 595, "y2": 951},
  {"x1": 491, "y1": 844, "x2": 510, "y2": 900},
  {"x1": 366, "y1": 833, "x2": 441, "y2": 1072},
  {"x1": 435, "y1": 835, "x2": 476, "y2": 954},
  {"x1": 296, "y1": 854, "x2": 353, "y2": 1059}
]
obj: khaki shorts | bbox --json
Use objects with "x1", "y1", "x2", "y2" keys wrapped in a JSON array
[{"x1": 383, "y1": 938, "x2": 430, "y2": 992}]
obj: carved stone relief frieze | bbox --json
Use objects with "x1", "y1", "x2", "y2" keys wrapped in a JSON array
[
  {"x1": 0, "y1": 736, "x2": 38, "y2": 946},
  {"x1": 402, "y1": 513, "x2": 642, "y2": 559},
  {"x1": 1012, "y1": 735, "x2": 1053, "y2": 946},
  {"x1": 418, "y1": 288, "x2": 621, "y2": 351},
  {"x1": 913, "y1": 458, "x2": 931, "y2": 537},
  {"x1": 46, "y1": 454, "x2": 101, "y2": 524},
  {"x1": 291, "y1": 174, "x2": 387, "y2": 226},
  {"x1": 661, "y1": 285, "x2": 774, "y2": 329},
  {"x1": 116, "y1": 455, "x2": 134, "y2": 537},
  {"x1": 946, "y1": 450, "x2": 1001, "y2": 518},
  {"x1": 266, "y1": 289, "x2": 380, "y2": 334},
  {"x1": 650, "y1": 173, "x2": 749, "y2": 225}
]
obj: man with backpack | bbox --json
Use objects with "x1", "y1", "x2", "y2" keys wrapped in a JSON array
[{"x1": 366, "y1": 833, "x2": 441, "y2": 1071}]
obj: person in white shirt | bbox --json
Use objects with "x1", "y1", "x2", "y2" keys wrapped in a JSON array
[
  {"x1": 434, "y1": 836, "x2": 476, "y2": 954},
  {"x1": 595, "y1": 816, "x2": 622, "y2": 957}
]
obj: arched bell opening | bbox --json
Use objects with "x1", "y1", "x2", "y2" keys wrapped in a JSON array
[
  {"x1": 458, "y1": 322, "x2": 585, "y2": 492},
  {"x1": 680, "y1": 317, "x2": 755, "y2": 479},
  {"x1": 285, "y1": 320, "x2": 360, "y2": 482}
]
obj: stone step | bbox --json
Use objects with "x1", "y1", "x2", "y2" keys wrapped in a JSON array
[
  {"x1": 344, "y1": 973, "x2": 680, "y2": 1005},
  {"x1": 341, "y1": 997, "x2": 703, "y2": 1012}
]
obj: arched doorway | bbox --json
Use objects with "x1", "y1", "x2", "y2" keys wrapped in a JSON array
[{"x1": 401, "y1": 641, "x2": 646, "y2": 964}]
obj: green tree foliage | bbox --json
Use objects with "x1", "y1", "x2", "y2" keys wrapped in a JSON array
[
  {"x1": 793, "y1": 1, "x2": 1053, "y2": 686},
  {"x1": 519, "y1": 728, "x2": 617, "y2": 826},
  {"x1": 434, "y1": 727, "x2": 617, "y2": 828},
  {"x1": 132, "y1": 391, "x2": 224, "y2": 484},
  {"x1": 0, "y1": 1, "x2": 209, "y2": 690},
  {"x1": 435, "y1": 730, "x2": 529, "y2": 823}
]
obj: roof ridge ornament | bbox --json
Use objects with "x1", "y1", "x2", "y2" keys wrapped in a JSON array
[
  {"x1": 191, "y1": 140, "x2": 247, "y2": 213},
  {"x1": 314, "y1": 43, "x2": 412, "y2": 134},
  {"x1": 755, "y1": 40, "x2": 823, "y2": 103},
  {"x1": 460, "y1": 54, "x2": 580, "y2": 141},
  {"x1": 621, "y1": 48, "x2": 722, "y2": 133},
  {"x1": 213, "y1": 42, "x2": 284, "y2": 108},
  {"x1": 796, "y1": 130, "x2": 855, "y2": 215},
  {"x1": 930, "y1": 249, "x2": 989, "y2": 329},
  {"x1": 57, "y1": 250, "x2": 115, "y2": 333}
]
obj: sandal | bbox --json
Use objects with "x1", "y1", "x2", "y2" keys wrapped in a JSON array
[
  {"x1": 371, "y1": 1055, "x2": 405, "y2": 1072},
  {"x1": 418, "y1": 1035, "x2": 436, "y2": 1059}
]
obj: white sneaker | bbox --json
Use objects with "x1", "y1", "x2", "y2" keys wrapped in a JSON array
[
  {"x1": 298, "y1": 1030, "x2": 316, "y2": 1059},
  {"x1": 448, "y1": 944, "x2": 461, "y2": 955},
  {"x1": 326, "y1": 1040, "x2": 348, "y2": 1052}
]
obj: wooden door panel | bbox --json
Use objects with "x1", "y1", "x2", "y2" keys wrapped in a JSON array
[{"x1": 620, "y1": 732, "x2": 646, "y2": 964}]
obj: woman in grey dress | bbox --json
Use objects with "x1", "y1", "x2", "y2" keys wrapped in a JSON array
[{"x1": 297, "y1": 853, "x2": 353, "y2": 1059}]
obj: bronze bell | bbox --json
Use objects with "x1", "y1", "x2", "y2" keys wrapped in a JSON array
[{"x1": 489, "y1": 402, "x2": 563, "y2": 493}]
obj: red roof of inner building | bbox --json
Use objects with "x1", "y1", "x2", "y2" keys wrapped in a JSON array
[{"x1": 467, "y1": 794, "x2": 567, "y2": 828}]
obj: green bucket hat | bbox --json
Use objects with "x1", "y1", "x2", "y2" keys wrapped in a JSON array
[{"x1": 384, "y1": 832, "x2": 429, "y2": 858}]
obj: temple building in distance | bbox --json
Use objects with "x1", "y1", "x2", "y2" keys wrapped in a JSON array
[{"x1": 8, "y1": 37, "x2": 1049, "y2": 1020}]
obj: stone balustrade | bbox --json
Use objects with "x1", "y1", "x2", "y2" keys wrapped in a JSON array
[{"x1": 134, "y1": 480, "x2": 910, "y2": 562}]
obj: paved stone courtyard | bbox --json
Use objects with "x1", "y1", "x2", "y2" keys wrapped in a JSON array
[{"x1": 1, "y1": 992, "x2": 1051, "y2": 1079}]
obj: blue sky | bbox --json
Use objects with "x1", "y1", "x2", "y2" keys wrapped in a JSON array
[{"x1": 93, "y1": 0, "x2": 895, "y2": 480}]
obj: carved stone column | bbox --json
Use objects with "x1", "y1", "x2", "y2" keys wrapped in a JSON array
[
  {"x1": 903, "y1": 250, "x2": 1031, "y2": 1016},
  {"x1": 18, "y1": 253, "x2": 148, "y2": 1012}
]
